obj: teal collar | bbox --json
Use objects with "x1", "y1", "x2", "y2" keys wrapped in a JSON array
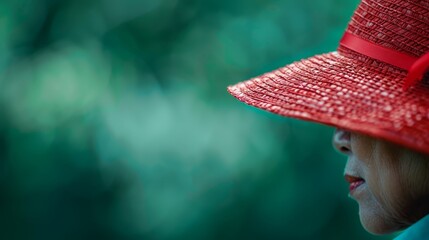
[{"x1": 394, "y1": 215, "x2": 429, "y2": 240}]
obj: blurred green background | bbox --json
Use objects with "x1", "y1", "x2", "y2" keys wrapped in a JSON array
[{"x1": 0, "y1": 0, "x2": 393, "y2": 239}]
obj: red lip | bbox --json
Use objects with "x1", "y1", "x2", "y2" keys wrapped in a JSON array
[{"x1": 345, "y1": 175, "x2": 365, "y2": 192}]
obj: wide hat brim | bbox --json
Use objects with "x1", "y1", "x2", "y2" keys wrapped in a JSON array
[{"x1": 227, "y1": 48, "x2": 429, "y2": 155}]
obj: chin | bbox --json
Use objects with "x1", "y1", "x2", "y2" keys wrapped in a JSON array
[{"x1": 358, "y1": 207, "x2": 403, "y2": 235}]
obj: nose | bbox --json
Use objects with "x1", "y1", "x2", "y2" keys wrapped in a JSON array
[{"x1": 333, "y1": 128, "x2": 352, "y2": 155}]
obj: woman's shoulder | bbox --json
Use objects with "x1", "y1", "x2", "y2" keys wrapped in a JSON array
[{"x1": 395, "y1": 215, "x2": 429, "y2": 240}]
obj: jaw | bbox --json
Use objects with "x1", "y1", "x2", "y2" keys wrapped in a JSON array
[{"x1": 356, "y1": 187, "x2": 405, "y2": 235}]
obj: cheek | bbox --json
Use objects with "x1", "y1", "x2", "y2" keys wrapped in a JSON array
[
  {"x1": 372, "y1": 168, "x2": 400, "y2": 198},
  {"x1": 367, "y1": 165, "x2": 408, "y2": 221},
  {"x1": 357, "y1": 173, "x2": 405, "y2": 234}
]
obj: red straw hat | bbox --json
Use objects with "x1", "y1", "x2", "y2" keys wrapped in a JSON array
[{"x1": 227, "y1": 0, "x2": 429, "y2": 155}]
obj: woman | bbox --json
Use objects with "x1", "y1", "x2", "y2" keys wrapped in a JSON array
[
  {"x1": 333, "y1": 129, "x2": 429, "y2": 238},
  {"x1": 227, "y1": 0, "x2": 429, "y2": 238}
]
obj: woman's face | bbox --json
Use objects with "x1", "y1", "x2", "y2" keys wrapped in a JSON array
[{"x1": 333, "y1": 129, "x2": 429, "y2": 235}]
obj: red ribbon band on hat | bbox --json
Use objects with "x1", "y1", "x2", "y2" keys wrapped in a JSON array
[{"x1": 339, "y1": 32, "x2": 429, "y2": 90}]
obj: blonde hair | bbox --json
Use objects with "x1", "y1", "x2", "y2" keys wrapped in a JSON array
[{"x1": 373, "y1": 141, "x2": 429, "y2": 229}]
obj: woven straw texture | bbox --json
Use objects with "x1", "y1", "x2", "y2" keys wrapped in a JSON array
[{"x1": 227, "y1": 0, "x2": 429, "y2": 155}]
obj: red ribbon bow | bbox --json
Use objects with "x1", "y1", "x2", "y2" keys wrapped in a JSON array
[
  {"x1": 403, "y1": 52, "x2": 429, "y2": 90},
  {"x1": 339, "y1": 32, "x2": 429, "y2": 90}
]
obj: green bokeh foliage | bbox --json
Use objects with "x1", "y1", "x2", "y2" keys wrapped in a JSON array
[{"x1": 0, "y1": 0, "x2": 393, "y2": 239}]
